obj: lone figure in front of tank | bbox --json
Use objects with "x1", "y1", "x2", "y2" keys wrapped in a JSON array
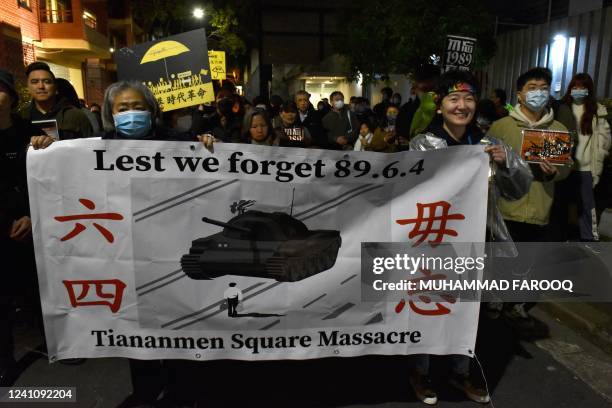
[{"x1": 224, "y1": 282, "x2": 243, "y2": 317}]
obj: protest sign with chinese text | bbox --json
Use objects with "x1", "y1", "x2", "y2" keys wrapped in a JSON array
[
  {"x1": 443, "y1": 35, "x2": 477, "y2": 72},
  {"x1": 115, "y1": 29, "x2": 215, "y2": 112},
  {"x1": 208, "y1": 50, "x2": 226, "y2": 80}
]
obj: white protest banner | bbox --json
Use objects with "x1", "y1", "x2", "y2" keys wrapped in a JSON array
[{"x1": 27, "y1": 140, "x2": 488, "y2": 362}]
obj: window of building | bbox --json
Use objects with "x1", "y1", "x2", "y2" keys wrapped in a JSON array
[
  {"x1": 82, "y1": 10, "x2": 97, "y2": 29},
  {"x1": 41, "y1": 0, "x2": 73, "y2": 23},
  {"x1": 17, "y1": 0, "x2": 32, "y2": 11}
]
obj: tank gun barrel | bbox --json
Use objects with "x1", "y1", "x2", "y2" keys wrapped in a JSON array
[{"x1": 202, "y1": 217, "x2": 252, "y2": 233}]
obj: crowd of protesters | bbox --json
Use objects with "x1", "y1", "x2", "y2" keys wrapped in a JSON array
[{"x1": 1, "y1": 59, "x2": 611, "y2": 407}]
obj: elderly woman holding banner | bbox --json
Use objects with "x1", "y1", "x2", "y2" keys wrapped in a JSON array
[
  {"x1": 31, "y1": 80, "x2": 214, "y2": 407},
  {"x1": 101, "y1": 80, "x2": 219, "y2": 406}
]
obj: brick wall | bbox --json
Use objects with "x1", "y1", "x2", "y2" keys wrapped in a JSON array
[
  {"x1": 0, "y1": 0, "x2": 41, "y2": 40},
  {"x1": 0, "y1": 22, "x2": 24, "y2": 80},
  {"x1": 85, "y1": 58, "x2": 115, "y2": 105},
  {"x1": 0, "y1": 0, "x2": 42, "y2": 79}
]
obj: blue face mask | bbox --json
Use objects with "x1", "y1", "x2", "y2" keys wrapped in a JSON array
[
  {"x1": 113, "y1": 110, "x2": 152, "y2": 138},
  {"x1": 571, "y1": 88, "x2": 589, "y2": 103},
  {"x1": 524, "y1": 89, "x2": 549, "y2": 113}
]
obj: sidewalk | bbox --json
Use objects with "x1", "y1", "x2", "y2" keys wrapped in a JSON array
[
  {"x1": 9, "y1": 323, "x2": 130, "y2": 407},
  {"x1": 542, "y1": 209, "x2": 612, "y2": 354},
  {"x1": 6, "y1": 312, "x2": 612, "y2": 408}
]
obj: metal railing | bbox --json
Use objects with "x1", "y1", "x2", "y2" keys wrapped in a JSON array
[
  {"x1": 82, "y1": 10, "x2": 97, "y2": 29},
  {"x1": 39, "y1": 8, "x2": 73, "y2": 24}
]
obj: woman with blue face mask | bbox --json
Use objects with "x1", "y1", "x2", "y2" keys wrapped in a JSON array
[
  {"x1": 100, "y1": 81, "x2": 160, "y2": 139},
  {"x1": 551, "y1": 73, "x2": 611, "y2": 241},
  {"x1": 100, "y1": 81, "x2": 214, "y2": 149}
]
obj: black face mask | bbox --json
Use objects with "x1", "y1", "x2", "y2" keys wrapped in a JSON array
[{"x1": 217, "y1": 98, "x2": 234, "y2": 118}]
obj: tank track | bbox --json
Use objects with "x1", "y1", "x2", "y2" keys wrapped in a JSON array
[
  {"x1": 264, "y1": 239, "x2": 341, "y2": 282},
  {"x1": 180, "y1": 254, "x2": 212, "y2": 279}
]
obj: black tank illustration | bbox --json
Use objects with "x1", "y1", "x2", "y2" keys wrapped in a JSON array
[{"x1": 181, "y1": 211, "x2": 342, "y2": 282}]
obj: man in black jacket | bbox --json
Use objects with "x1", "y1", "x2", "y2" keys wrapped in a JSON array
[
  {"x1": 322, "y1": 91, "x2": 360, "y2": 150},
  {"x1": 0, "y1": 69, "x2": 47, "y2": 385},
  {"x1": 294, "y1": 90, "x2": 327, "y2": 148},
  {"x1": 373, "y1": 86, "x2": 393, "y2": 124},
  {"x1": 20, "y1": 62, "x2": 92, "y2": 140}
]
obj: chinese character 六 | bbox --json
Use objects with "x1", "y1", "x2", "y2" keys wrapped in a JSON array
[{"x1": 54, "y1": 198, "x2": 123, "y2": 243}]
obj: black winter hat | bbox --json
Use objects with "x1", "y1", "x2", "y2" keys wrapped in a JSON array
[{"x1": 0, "y1": 69, "x2": 18, "y2": 108}]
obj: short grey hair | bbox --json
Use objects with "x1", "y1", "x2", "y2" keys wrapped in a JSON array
[
  {"x1": 294, "y1": 90, "x2": 310, "y2": 100},
  {"x1": 101, "y1": 80, "x2": 161, "y2": 132}
]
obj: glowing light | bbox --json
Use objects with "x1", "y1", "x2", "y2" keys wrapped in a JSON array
[
  {"x1": 193, "y1": 7, "x2": 204, "y2": 19},
  {"x1": 550, "y1": 34, "x2": 567, "y2": 66}
]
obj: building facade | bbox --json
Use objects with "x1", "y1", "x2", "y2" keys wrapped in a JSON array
[
  {"x1": 1, "y1": 0, "x2": 143, "y2": 104},
  {"x1": 246, "y1": 0, "x2": 413, "y2": 106},
  {"x1": 484, "y1": 4, "x2": 612, "y2": 101}
]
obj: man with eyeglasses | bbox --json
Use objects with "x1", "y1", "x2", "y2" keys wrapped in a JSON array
[{"x1": 21, "y1": 62, "x2": 92, "y2": 140}]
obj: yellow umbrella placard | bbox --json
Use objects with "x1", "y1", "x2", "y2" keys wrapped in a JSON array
[
  {"x1": 141, "y1": 40, "x2": 191, "y2": 80},
  {"x1": 116, "y1": 28, "x2": 215, "y2": 111},
  {"x1": 208, "y1": 50, "x2": 226, "y2": 80}
]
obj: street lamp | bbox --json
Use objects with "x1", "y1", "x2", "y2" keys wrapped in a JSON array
[{"x1": 193, "y1": 7, "x2": 204, "y2": 19}]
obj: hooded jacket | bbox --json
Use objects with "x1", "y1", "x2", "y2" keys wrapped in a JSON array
[
  {"x1": 487, "y1": 105, "x2": 570, "y2": 225},
  {"x1": 555, "y1": 102, "x2": 611, "y2": 186}
]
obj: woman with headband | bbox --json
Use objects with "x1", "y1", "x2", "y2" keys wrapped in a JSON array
[{"x1": 409, "y1": 70, "x2": 532, "y2": 405}]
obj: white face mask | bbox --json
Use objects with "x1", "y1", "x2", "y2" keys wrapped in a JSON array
[
  {"x1": 176, "y1": 115, "x2": 193, "y2": 132},
  {"x1": 333, "y1": 100, "x2": 344, "y2": 109}
]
